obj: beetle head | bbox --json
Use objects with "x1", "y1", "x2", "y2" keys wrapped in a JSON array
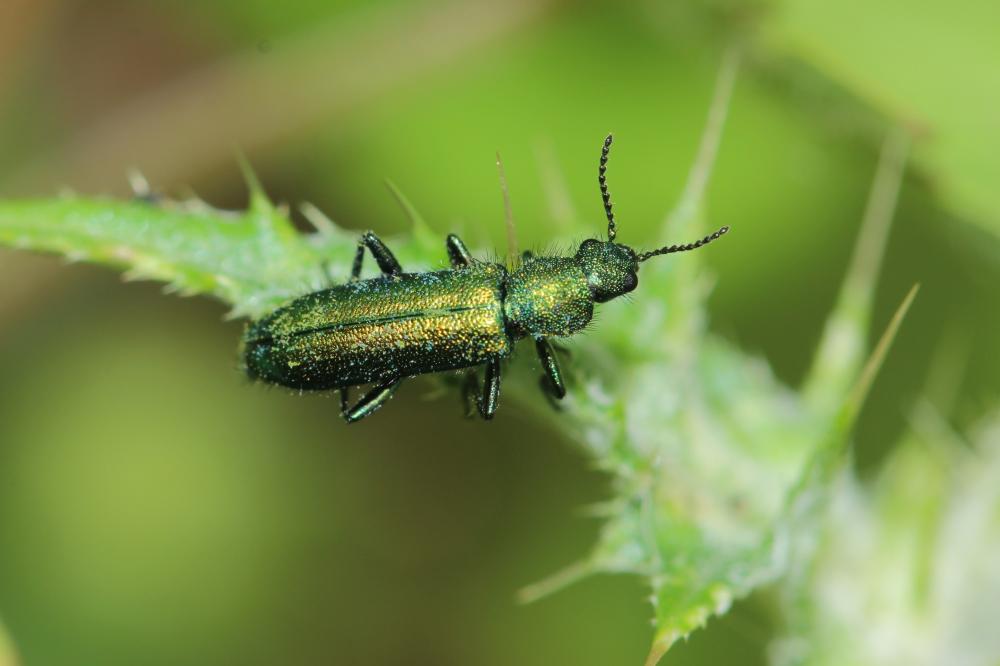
[
  {"x1": 575, "y1": 239, "x2": 639, "y2": 302},
  {"x1": 583, "y1": 133, "x2": 729, "y2": 303}
]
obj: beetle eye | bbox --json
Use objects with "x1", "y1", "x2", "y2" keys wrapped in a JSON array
[
  {"x1": 579, "y1": 238, "x2": 600, "y2": 251},
  {"x1": 623, "y1": 273, "x2": 638, "y2": 292}
]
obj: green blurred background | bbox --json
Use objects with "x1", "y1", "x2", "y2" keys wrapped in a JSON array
[{"x1": 0, "y1": 1, "x2": 998, "y2": 664}]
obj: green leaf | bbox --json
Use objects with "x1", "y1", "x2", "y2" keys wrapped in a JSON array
[
  {"x1": 0, "y1": 194, "x2": 358, "y2": 320},
  {"x1": 513, "y1": 261, "x2": 916, "y2": 666},
  {"x1": 515, "y1": 56, "x2": 917, "y2": 663},
  {"x1": 772, "y1": 409, "x2": 1000, "y2": 666},
  {"x1": 0, "y1": 59, "x2": 915, "y2": 664}
]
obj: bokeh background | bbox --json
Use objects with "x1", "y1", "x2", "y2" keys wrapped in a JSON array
[{"x1": 0, "y1": 1, "x2": 998, "y2": 664}]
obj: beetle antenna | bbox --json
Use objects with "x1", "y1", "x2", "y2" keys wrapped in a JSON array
[
  {"x1": 637, "y1": 225, "x2": 730, "y2": 262},
  {"x1": 599, "y1": 134, "x2": 617, "y2": 242}
]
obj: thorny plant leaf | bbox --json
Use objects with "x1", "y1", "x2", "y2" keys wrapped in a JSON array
[
  {"x1": 771, "y1": 408, "x2": 1000, "y2": 666},
  {"x1": 518, "y1": 54, "x2": 916, "y2": 664},
  {"x1": 0, "y1": 56, "x2": 916, "y2": 664},
  {"x1": 0, "y1": 192, "x2": 350, "y2": 321}
]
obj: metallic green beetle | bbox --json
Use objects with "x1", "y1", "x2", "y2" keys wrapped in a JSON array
[{"x1": 242, "y1": 135, "x2": 728, "y2": 422}]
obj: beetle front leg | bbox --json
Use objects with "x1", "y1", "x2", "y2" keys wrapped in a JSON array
[
  {"x1": 535, "y1": 337, "x2": 566, "y2": 400},
  {"x1": 351, "y1": 231, "x2": 403, "y2": 280},
  {"x1": 340, "y1": 378, "x2": 403, "y2": 423},
  {"x1": 446, "y1": 234, "x2": 474, "y2": 268},
  {"x1": 477, "y1": 357, "x2": 502, "y2": 420}
]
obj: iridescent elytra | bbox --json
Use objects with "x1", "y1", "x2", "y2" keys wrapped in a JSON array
[{"x1": 242, "y1": 135, "x2": 729, "y2": 422}]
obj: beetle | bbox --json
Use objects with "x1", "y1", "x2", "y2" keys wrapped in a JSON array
[{"x1": 242, "y1": 135, "x2": 728, "y2": 422}]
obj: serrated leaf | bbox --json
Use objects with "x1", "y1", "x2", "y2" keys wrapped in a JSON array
[
  {"x1": 514, "y1": 59, "x2": 914, "y2": 661},
  {"x1": 0, "y1": 64, "x2": 913, "y2": 664},
  {"x1": 0, "y1": 196, "x2": 364, "y2": 319},
  {"x1": 514, "y1": 261, "x2": 915, "y2": 664},
  {"x1": 772, "y1": 411, "x2": 1000, "y2": 666}
]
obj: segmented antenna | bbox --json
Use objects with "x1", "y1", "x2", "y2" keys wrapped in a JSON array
[
  {"x1": 637, "y1": 225, "x2": 730, "y2": 262},
  {"x1": 599, "y1": 134, "x2": 617, "y2": 242}
]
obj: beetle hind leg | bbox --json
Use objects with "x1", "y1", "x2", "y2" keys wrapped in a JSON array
[{"x1": 340, "y1": 378, "x2": 403, "y2": 423}]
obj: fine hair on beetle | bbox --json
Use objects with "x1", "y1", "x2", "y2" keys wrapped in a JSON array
[{"x1": 241, "y1": 134, "x2": 729, "y2": 423}]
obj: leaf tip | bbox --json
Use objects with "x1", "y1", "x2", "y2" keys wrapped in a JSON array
[
  {"x1": 384, "y1": 179, "x2": 433, "y2": 235},
  {"x1": 235, "y1": 150, "x2": 273, "y2": 214},
  {"x1": 300, "y1": 202, "x2": 338, "y2": 236},
  {"x1": 516, "y1": 560, "x2": 593, "y2": 605},
  {"x1": 384, "y1": 179, "x2": 439, "y2": 256},
  {"x1": 845, "y1": 282, "x2": 919, "y2": 416},
  {"x1": 662, "y1": 44, "x2": 740, "y2": 237},
  {"x1": 644, "y1": 631, "x2": 679, "y2": 666},
  {"x1": 805, "y1": 126, "x2": 909, "y2": 408}
]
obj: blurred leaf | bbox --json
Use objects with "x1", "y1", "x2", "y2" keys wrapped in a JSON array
[
  {"x1": 0, "y1": 58, "x2": 915, "y2": 663},
  {"x1": 772, "y1": 410, "x2": 1000, "y2": 666},
  {"x1": 803, "y1": 129, "x2": 908, "y2": 411},
  {"x1": 766, "y1": 0, "x2": 1000, "y2": 230},
  {"x1": 517, "y1": 56, "x2": 915, "y2": 662},
  {"x1": 516, "y1": 266, "x2": 916, "y2": 665},
  {"x1": 4, "y1": 0, "x2": 552, "y2": 196}
]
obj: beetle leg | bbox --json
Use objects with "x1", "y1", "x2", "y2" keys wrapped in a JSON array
[
  {"x1": 351, "y1": 231, "x2": 403, "y2": 280},
  {"x1": 534, "y1": 336, "x2": 567, "y2": 400},
  {"x1": 341, "y1": 378, "x2": 403, "y2": 423},
  {"x1": 446, "y1": 234, "x2": 474, "y2": 268},
  {"x1": 477, "y1": 357, "x2": 502, "y2": 420}
]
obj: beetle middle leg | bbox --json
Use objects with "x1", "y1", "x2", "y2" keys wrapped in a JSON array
[
  {"x1": 351, "y1": 231, "x2": 402, "y2": 280},
  {"x1": 340, "y1": 378, "x2": 403, "y2": 423}
]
